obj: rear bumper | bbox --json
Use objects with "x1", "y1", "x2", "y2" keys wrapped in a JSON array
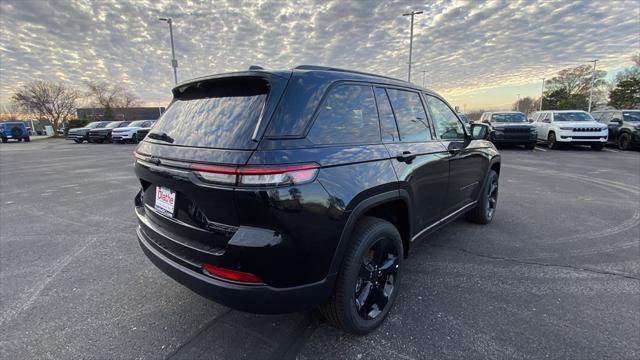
[{"x1": 137, "y1": 225, "x2": 335, "y2": 314}]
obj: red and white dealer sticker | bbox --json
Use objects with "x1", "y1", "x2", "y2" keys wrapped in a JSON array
[{"x1": 155, "y1": 186, "x2": 176, "y2": 217}]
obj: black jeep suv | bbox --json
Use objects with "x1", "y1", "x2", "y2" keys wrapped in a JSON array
[
  {"x1": 134, "y1": 66, "x2": 500, "y2": 335},
  {"x1": 480, "y1": 111, "x2": 537, "y2": 149}
]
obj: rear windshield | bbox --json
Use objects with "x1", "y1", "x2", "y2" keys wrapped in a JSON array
[
  {"x1": 554, "y1": 112, "x2": 592, "y2": 121},
  {"x1": 151, "y1": 77, "x2": 268, "y2": 149},
  {"x1": 491, "y1": 113, "x2": 526, "y2": 122}
]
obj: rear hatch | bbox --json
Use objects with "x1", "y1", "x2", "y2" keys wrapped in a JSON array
[{"x1": 134, "y1": 72, "x2": 290, "y2": 251}]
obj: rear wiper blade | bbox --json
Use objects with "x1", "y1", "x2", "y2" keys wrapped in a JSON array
[{"x1": 147, "y1": 132, "x2": 174, "y2": 143}]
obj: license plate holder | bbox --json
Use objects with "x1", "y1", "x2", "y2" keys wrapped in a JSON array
[{"x1": 155, "y1": 186, "x2": 176, "y2": 217}]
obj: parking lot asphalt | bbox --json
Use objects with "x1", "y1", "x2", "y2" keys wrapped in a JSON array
[{"x1": 1, "y1": 139, "x2": 639, "y2": 359}]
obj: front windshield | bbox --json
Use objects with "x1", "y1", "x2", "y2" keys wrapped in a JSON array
[
  {"x1": 491, "y1": 113, "x2": 527, "y2": 122},
  {"x1": 623, "y1": 112, "x2": 640, "y2": 122},
  {"x1": 86, "y1": 122, "x2": 104, "y2": 129},
  {"x1": 105, "y1": 121, "x2": 127, "y2": 128},
  {"x1": 554, "y1": 112, "x2": 593, "y2": 121},
  {"x1": 128, "y1": 120, "x2": 147, "y2": 127}
]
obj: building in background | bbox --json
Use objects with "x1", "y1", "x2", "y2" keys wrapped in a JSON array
[{"x1": 76, "y1": 107, "x2": 166, "y2": 121}]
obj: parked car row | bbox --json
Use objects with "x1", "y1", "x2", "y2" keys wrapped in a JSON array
[
  {"x1": 67, "y1": 120, "x2": 155, "y2": 144},
  {"x1": 470, "y1": 109, "x2": 639, "y2": 151}
]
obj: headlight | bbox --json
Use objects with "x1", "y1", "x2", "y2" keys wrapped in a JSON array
[
  {"x1": 634, "y1": 125, "x2": 640, "y2": 130},
  {"x1": 559, "y1": 127, "x2": 573, "y2": 130}
]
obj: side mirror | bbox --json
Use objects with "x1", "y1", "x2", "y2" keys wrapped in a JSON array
[
  {"x1": 469, "y1": 123, "x2": 490, "y2": 140},
  {"x1": 611, "y1": 118, "x2": 622, "y2": 124}
]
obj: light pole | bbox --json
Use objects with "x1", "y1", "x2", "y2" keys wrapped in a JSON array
[
  {"x1": 539, "y1": 78, "x2": 545, "y2": 111},
  {"x1": 588, "y1": 59, "x2": 598, "y2": 112},
  {"x1": 517, "y1": 94, "x2": 520, "y2": 112},
  {"x1": 402, "y1": 10, "x2": 423, "y2": 83},
  {"x1": 421, "y1": 70, "x2": 427, "y2": 87},
  {"x1": 159, "y1": 17, "x2": 178, "y2": 84}
]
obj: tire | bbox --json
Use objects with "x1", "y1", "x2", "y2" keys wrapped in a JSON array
[
  {"x1": 319, "y1": 216, "x2": 403, "y2": 335},
  {"x1": 466, "y1": 170, "x2": 499, "y2": 224},
  {"x1": 131, "y1": 134, "x2": 138, "y2": 144},
  {"x1": 74, "y1": 139, "x2": 82, "y2": 144},
  {"x1": 618, "y1": 133, "x2": 631, "y2": 150},
  {"x1": 524, "y1": 143, "x2": 535, "y2": 150},
  {"x1": 24, "y1": 137, "x2": 30, "y2": 142},
  {"x1": 547, "y1": 132, "x2": 559, "y2": 149},
  {"x1": 591, "y1": 143, "x2": 604, "y2": 151},
  {"x1": 1, "y1": 136, "x2": 7, "y2": 143}
]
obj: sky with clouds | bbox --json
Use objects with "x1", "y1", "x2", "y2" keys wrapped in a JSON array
[{"x1": 0, "y1": 0, "x2": 638, "y2": 111}]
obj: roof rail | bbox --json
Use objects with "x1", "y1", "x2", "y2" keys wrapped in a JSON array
[{"x1": 293, "y1": 65, "x2": 407, "y2": 83}]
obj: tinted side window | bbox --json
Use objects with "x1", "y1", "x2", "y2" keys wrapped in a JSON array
[
  {"x1": 307, "y1": 84, "x2": 380, "y2": 145},
  {"x1": 426, "y1": 95, "x2": 465, "y2": 140},
  {"x1": 373, "y1": 87, "x2": 399, "y2": 142},
  {"x1": 386, "y1": 88, "x2": 431, "y2": 142}
]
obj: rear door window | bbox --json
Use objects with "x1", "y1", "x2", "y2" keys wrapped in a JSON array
[
  {"x1": 386, "y1": 88, "x2": 431, "y2": 142},
  {"x1": 425, "y1": 95, "x2": 465, "y2": 140},
  {"x1": 307, "y1": 84, "x2": 380, "y2": 145},
  {"x1": 150, "y1": 77, "x2": 269, "y2": 149},
  {"x1": 373, "y1": 87, "x2": 399, "y2": 143}
]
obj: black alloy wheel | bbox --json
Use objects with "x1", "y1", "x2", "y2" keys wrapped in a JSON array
[
  {"x1": 354, "y1": 237, "x2": 400, "y2": 320},
  {"x1": 466, "y1": 169, "x2": 499, "y2": 224},
  {"x1": 486, "y1": 174, "x2": 498, "y2": 220},
  {"x1": 320, "y1": 217, "x2": 403, "y2": 335},
  {"x1": 618, "y1": 133, "x2": 631, "y2": 150}
]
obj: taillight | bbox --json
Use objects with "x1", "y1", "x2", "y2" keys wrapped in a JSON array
[
  {"x1": 202, "y1": 263, "x2": 264, "y2": 284},
  {"x1": 191, "y1": 163, "x2": 319, "y2": 186}
]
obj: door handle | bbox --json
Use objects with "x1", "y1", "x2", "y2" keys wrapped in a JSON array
[
  {"x1": 448, "y1": 143, "x2": 463, "y2": 154},
  {"x1": 396, "y1": 151, "x2": 417, "y2": 163}
]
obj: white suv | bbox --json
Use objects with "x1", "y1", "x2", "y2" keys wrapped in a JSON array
[
  {"x1": 111, "y1": 120, "x2": 155, "y2": 143},
  {"x1": 530, "y1": 110, "x2": 607, "y2": 150}
]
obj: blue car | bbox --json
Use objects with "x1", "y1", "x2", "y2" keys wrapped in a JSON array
[{"x1": 0, "y1": 122, "x2": 30, "y2": 143}]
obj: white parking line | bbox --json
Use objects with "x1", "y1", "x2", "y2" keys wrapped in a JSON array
[
  {"x1": 602, "y1": 148, "x2": 619, "y2": 153},
  {"x1": 534, "y1": 146, "x2": 547, "y2": 152}
]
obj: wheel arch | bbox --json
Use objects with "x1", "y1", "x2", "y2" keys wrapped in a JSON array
[{"x1": 328, "y1": 190, "x2": 413, "y2": 275}]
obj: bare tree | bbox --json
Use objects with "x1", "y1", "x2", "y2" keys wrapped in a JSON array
[
  {"x1": 116, "y1": 90, "x2": 140, "y2": 121},
  {"x1": 85, "y1": 81, "x2": 139, "y2": 120},
  {"x1": 12, "y1": 81, "x2": 79, "y2": 136},
  {"x1": 512, "y1": 96, "x2": 536, "y2": 115},
  {"x1": 0, "y1": 101, "x2": 22, "y2": 120},
  {"x1": 545, "y1": 64, "x2": 607, "y2": 96}
]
